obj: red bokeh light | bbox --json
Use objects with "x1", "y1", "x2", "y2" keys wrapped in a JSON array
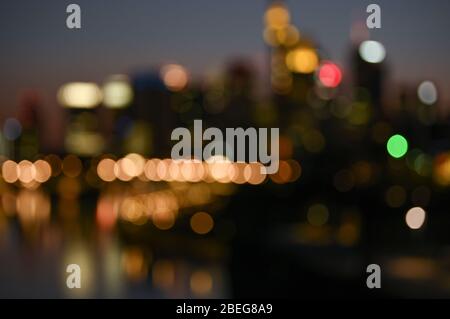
[{"x1": 318, "y1": 62, "x2": 342, "y2": 88}]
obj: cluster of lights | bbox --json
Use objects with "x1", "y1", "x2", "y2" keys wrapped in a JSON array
[
  {"x1": 0, "y1": 189, "x2": 51, "y2": 228},
  {"x1": 97, "y1": 154, "x2": 300, "y2": 185},
  {"x1": 263, "y1": 2, "x2": 345, "y2": 93},
  {"x1": 97, "y1": 184, "x2": 217, "y2": 233},
  {"x1": 296, "y1": 205, "x2": 361, "y2": 247},
  {"x1": 0, "y1": 154, "x2": 87, "y2": 186},
  {"x1": 263, "y1": 3, "x2": 299, "y2": 47},
  {"x1": 58, "y1": 65, "x2": 190, "y2": 110},
  {"x1": 58, "y1": 75, "x2": 133, "y2": 109},
  {"x1": 1, "y1": 153, "x2": 301, "y2": 187},
  {"x1": 121, "y1": 253, "x2": 214, "y2": 296},
  {"x1": 1, "y1": 159, "x2": 52, "y2": 185}
]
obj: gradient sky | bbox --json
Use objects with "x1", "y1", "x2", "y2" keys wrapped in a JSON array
[{"x1": 1, "y1": 0, "x2": 450, "y2": 117}]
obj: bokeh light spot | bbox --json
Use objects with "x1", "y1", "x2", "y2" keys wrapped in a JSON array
[{"x1": 387, "y1": 134, "x2": 408, "y2": 159}]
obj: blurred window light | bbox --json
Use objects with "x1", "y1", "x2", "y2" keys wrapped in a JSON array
[
  {"x1": 359, "y1": 40, "x2": 386, "y2": 64},
  {"x1": 102, "y1": 75, "x2": 133, "y2": 109},
  {"x1": 417, "y1": 81, "x2": 438, "y2": 105},
  {"x1": 160, "y1": 64, "x2": 188, "y2": 92},
  {"x1": 405, "y1": 207, "x2": 426, "y2": 230},
  {"x1": 58, "y1": 82, "x2": 102, "y2": 108}
]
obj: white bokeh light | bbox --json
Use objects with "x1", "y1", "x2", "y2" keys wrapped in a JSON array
[
  {"x1": 359, "y1": 40, "x2": 386, "y2": 64},
  {"x1": 405, "y1": 207, "x2": 426, "y2": 230},
  {"x1": 418, "y1": 81, "x2": 438, "y2": 105}
]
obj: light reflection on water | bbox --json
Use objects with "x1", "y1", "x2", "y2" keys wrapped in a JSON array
[{"x1": 0, "y1": 184, "x2": 230, "y2": 298}]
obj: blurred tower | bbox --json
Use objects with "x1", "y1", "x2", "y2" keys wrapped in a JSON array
[
  {"x1": 263, "y1": 1, "x2": 299, "y2": 96},
  {"x1": 129, "y1": 68, "x2": 177, "y2": 158},
  {"x1": 205, "y1": 59, "x2": 255, "y2": 130},
  {"x1": 57, "y1": 82, "x2": 105, "y2": 158},
  {"x1": 16, "y1": 90, "x2": 43, "y2": 159},
  {"x1": 350, "y1": 23, "x2": 387, "y2": 118},
  {"x1": 263, "y1": 1, "x2": 320, "y2": 130}
]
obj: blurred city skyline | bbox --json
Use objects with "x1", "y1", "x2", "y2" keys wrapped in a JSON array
[
  {"x1": 1, "y1": 0, "x2": 450, "y2": 117},
  {"x1": 2, "y1": 1, "x2": 450, "y2": 299}
]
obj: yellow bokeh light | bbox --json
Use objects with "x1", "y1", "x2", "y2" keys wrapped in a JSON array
[
  {"x1": 286, "y1": 47, "x2": 319, "y2": 74},
  {"x1": 265, "y1": 4, "x2": 290, "y2": 29},
  {"x1": 263, "y1": 25, "x2": 299, "y2": 47}
]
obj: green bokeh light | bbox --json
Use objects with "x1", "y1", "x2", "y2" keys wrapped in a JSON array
[{"x1": 387, "y1": 134, "x2": 408, "y2": 158}]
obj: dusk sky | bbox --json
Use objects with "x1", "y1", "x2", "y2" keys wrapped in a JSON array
[{"x1": 1, "y1": 0, "x2": 450, "y2": 116}]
